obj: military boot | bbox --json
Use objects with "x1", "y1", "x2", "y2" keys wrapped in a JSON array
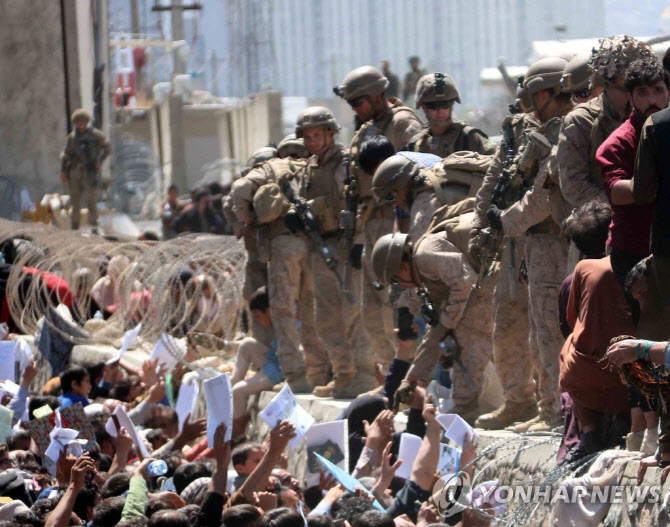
[
  {"x1": 332, "y1": 371, "x2": 378, "y2": 399},
  {"x1": 450, "y1": 399, "x2": 481, "y2": 426},
  {"x1": 475, "y1": 400, "x2": 538, "y2": 430},
  {"x1": 527, "y1": 410, "x2": 563, "y2": 432},
  {"x1": 507, "y1": 415, "x2": 542, "y2": 433}
]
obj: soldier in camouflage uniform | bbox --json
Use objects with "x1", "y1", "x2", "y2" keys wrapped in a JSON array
[
  {"x1": 372, "y1": 231, "x2": 495, "y2": 423},
  {"x1": 407, "y1": 73, "x2": 495, "y2": 157},
  {"x1": 230, "y1": 136, "x2": 327, "y2": 393},
  {"x1": 335, "y1": 66, "x2": 422, "y2": 368},
  {"x1": 557, "y1": 36, "x2": 653, "y2": 211},
  {"x1": 224, "y1": 146, "x2": 277, "y2": 346},
  {"x1": 402, "y1": 56, "x2": 427, "y2": 108},
  {"x1": 561, "y1": 54, "x2": 602, "y2": 105},
  {"x1": 60, "y1": 109, "x2": 111, "y2": 231},
  {"x1": 485, "y1": 57, "x2": 576, "y2": 432},
  {"x1": 294, "y1": 106, "x2": 376, "y2": 398}
]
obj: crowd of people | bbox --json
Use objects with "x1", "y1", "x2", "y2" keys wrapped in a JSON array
[{"x1": 3, "y1": 33, "x2": 670, "y2": 526}]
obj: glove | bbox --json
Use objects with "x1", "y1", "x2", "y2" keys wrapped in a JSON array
[
  {"x1": 393, "y1": 379, "x2": 417, "y2": 412},
  {"x1": 487, "y1": 206, "x2": 504, "y2": 231},
  {"x1": 284, "y1": 210, "x2": 303, "y2": 233},
  {"x1": 396, "y1": 307, "x2": 418, "y2": 341},
  {"x1": 350, "y1": 244, "x2": 364, "y2": 269}
]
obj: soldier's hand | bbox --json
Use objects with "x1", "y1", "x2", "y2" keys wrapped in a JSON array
[
  {"x1": 393, "y1": 379, "x2": 416, "y2": 412},
  {"x1": 284, "y1": 210, "x2": 303, "y2": 233},
  {"x1": 487, "y1": 206, "x2": 504, "y2": 231}
]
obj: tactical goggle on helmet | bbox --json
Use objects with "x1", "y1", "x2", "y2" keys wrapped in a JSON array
[
  {"x1": 371, "y1": 155, "x2": 421, "y2": 202},
  {"x1": 371, "y1": 232, "x2": 410, "y2": 287},
  {"x1": 415, "y1": 72, "x2": 461, "y2": 109}
]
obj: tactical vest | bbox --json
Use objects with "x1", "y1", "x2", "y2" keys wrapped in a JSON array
[
  {"x1": 408, "y1": 122, "x2": 487, "y2": 158},
  {"x1": 349, "y1": 103, "x2": 417, "y2": 199}
]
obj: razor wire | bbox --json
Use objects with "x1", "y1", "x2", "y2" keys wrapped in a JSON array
[{"x1": 0, "y1": 220, "x2": 246, "y2": 378}]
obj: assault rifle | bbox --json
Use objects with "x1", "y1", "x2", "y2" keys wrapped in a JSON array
[
  {"x1": 281, "y1": 179, "x2": 354, "y2": 304},
  {"x1": 339, "y1": 156, "x2": 358, "y2": 297}
]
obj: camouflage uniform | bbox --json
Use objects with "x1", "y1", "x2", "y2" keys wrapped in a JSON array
[
  {"x1": 407, "y1": 121, "x2": 495, "y2": 158},
  {"x1": 60, "y1": 127, "x2": 111, "y2": 230},
  {"x1": 471, "y1": 113, "x2": 539, "y2": 407},
  {"x1": 499, "y1": 117, "x2": 571, "y2": 418},
  {"x1": 301, "y1": 142, "x2": 367, "y2": 385},
  {"x1": 231, "y1": 158, "x2": 327, "y2": 382},
  {"x1": 406, "y1": 232, "x2": 494, "y2": 409},
  {"x1": 349, "y1": 98, "x2": 422, "y2": 366},
  {"x1": 556, "y1": 94, "x2": 625, "y2": 209}
]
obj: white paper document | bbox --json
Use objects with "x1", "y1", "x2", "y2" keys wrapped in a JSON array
[
  {"x1": 150, "y1": 334, "x2": 186, "y2": 371},
  {"x1": 397, "y1": 433, "x2": 462, "y2": 479},
  {"x1": 203, "y1": 372, "x2": 233, "y2": 446},
  {"x1": 259, "y1": 384, "x2": 314, "y2": 448},
  {"x1": 14, "y1": 339, "x2": 32, "y2": 373},
  {"x1": 106, "y1": 323, "x2": 142, "y2": 365},
  {"x1": 304, "y1": 420, "x2": 348, "y2": 486},
  {"x1": 0, "y1": 342, "x2": 15, "y2": 382},
  {"x1": 436, "y1": 414, "x2": 477, "y2": 448},
  {"x1": 105, "y1": 404, "x2": 151, "y2": 458},
  {"x1": 0, "y1": 405, "x2": 13, "y2": 444},
  {"x1": 175, "y1": 372, "x2": 200, "y2": 432}
]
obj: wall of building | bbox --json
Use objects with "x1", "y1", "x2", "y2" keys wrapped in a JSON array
[{"x1": 0, "y1": 1, "x2": 68, "y2": 203}]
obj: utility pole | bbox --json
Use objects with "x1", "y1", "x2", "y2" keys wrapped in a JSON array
[{"x1": 171, "y1": 0, "x2": 186, "y2": 74}]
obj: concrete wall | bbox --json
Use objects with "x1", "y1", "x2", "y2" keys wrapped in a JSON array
[
  {"x1": 0, "y1": 1, "x2": 67, "y2": 201},
  {"x1": 0, "y1": 0, "x2": 102, "y2": 206}
]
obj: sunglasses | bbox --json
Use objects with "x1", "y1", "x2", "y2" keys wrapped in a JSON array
[
  {"x1": 348, "y1": 97, "x2": 367, "y2": 109},
  {"x1": 573, "y1": 88, "x2": 593, "y2": 100},
  {"x1": 424, "y1": 100, "x2": 453, "y2": 110}
]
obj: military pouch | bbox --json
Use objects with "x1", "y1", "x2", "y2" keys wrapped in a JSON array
[{"x1": 256, "y1": 225, "x2": 271, "y2": 264}]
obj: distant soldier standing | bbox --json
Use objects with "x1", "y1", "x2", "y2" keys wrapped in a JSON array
[
  {"x1": 408, "y1": 73, "x2": 495, "y2": 157},
  {"x1": 402, "y1": 56, "x2": 427, "y2": 108},
  {"x1": 335, "y1": 66, "x2": 422, "y2": 370},
  {"x1": 60, "y1": 109, "x2": 110, "y2": 231}
]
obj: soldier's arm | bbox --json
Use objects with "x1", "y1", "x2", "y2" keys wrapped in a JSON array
[
  {"x1": 470, "y1": 131, "x2": 496, "y2": 156},
  {"x1": 500, "y1": 157, "x2": 553, "y2": 238},
  {"x1": 557, "y1": 112, "x2": 606, "y2": 208},
  {"x1": 471, "y1": 143, "x2": 503, "y2": 229},
  {"x1": 97, "y1": 131, "x2": 112, "y2": 161},
  {"x1": 230, "y1": 172, "x2": 262, "y2": 225},
  {"x1": 632, "y1": 117, "x2": 659, "y2": 206},
  {"x1": 389, "y1": 112, "x2": 424, "y2": 152},
  {"x1": 60, "y1": 137, "x2": 73, "y2": 171}
]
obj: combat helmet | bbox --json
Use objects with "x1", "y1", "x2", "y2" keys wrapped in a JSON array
[
  {"x1": 295, "y1": 106, "x2": 341, "y2": 138},
  {"x1": 590, "y1": 35, "x2": 653, "y2": 83},
  {"x1": 71, "y1": 108, "x2": 91, "y2": 123},
  {"x1": 523, "y1": 56, "x2": 570, "y2": 95},
  {"x1": 246, "y1": 146, "x2": 277, "y2": 169},
  {"x1": 277, "y1": 134, "x2": 309, "y2": 159},
  {"x1": 561, "y1": 54, "x2": 595, "y2": 92},
  {"x1": 335, "y1": 66, "x2": 389, "y2": 100},
  {"x1": 371, "y1": 155, "x2": 421, "y2": 202},
  {"x1": 415, "y1": 72, "x2": 462, "y2": 109},
  {"x1": 371, "y1": 232, "x2": 411, "y2": 286}
]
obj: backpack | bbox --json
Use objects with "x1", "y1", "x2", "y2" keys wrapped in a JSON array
[{"x1": 422, "y1": 150, "x2": 493, "y2": 206}]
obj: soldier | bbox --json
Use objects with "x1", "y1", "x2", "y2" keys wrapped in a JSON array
[
  {"x1": 561, "y1": 54, "x2": 602, "y2": 105},
  {"x1": 381, "y1": 60, "x2": 400, "y2": 99},
  {"x1": 469, "y1": 86, "x2": 543, "y2": 431},
  {"x1": 372, "y1": 230, "x2": 494, "y2": 423},
  {"x1": 371, "y1": 153, "x2": 480, "y2": 242},
  {"x1": 402, "y1": 56, "x2": 427, "y2": 107},
  {"x1": 230, "y1": 136, "x2": 327, "y2": 393},
  {"x1": 60, "y1": 109, "x2": 111, "y2": 232},
  {"x1": 335, "y1": 66, "x2": 422, "y2": 369},
  {"x1": 294, "y1": 106, "x2": 376, "y2": 397},
  {"x1": 224, "y1": 146, "x2": 277, "y2": 345},
  {"x1": 485, "y1": 57, "x2": 576, "y2": 432},
  {"x1": 557, "y1": 35, "x2": 654, "y2": 211},
  {"x1": 407, "y1": 73, "x2": 495, "y2": 157}
]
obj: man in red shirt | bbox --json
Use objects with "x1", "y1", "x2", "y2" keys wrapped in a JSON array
[{"x1": 597, "y1": 57, "x2": 669, "y2": 301}]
